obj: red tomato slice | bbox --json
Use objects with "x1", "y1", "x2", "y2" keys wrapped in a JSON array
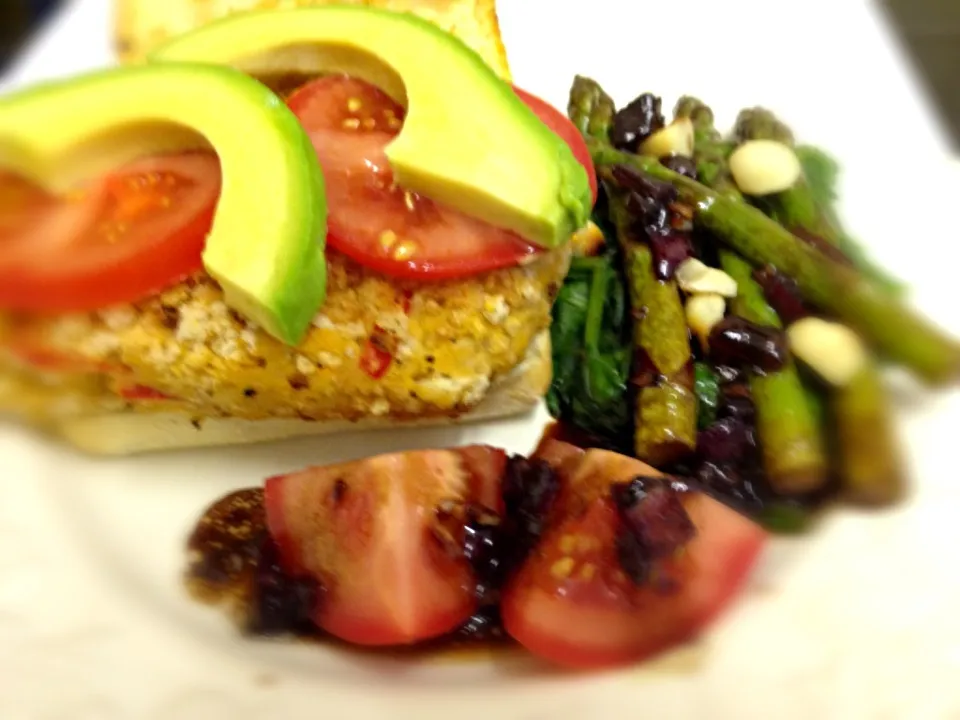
[
  {"x1": 263, "y1": 445, "x2": 506, "y2": 646},
  {"x1": 512, "y1": 87, "x2": 597, "y2": 205},
  {"x1": 502, "y1": 444, "x2": 766, "y2": 670},
  {"x1": 287, "y1": 77, "x2": 595, "y2": 280},
  {"x1": 457, "y1": 444, "x2": 508, "y2": 514},
  {"x1": 0, "y1": 173, "x2": 55, "y2": 236},
  {"x1": 0, "y1": 153, "x2": 220, "y2": 312}
]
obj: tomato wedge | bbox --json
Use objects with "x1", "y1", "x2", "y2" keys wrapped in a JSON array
[
  {"x1": 287, "y1": 77, "x2": 595, "y2": 280},
  {"x1": 264, "y1": 446, "x2": 506, "y2": 646},
  {"x1": 501, "y1": 443, "x2": 766, "y2": 669},
  {"x1": 0, "y1": 152, "x2": 220, "y2": 312}
]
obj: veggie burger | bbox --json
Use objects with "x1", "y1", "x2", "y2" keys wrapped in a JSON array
[{"x1": 0, "y1": 0, "x2": 596, "y2": 454}]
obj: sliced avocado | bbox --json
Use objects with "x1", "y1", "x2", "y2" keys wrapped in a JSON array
[
  {"x1": 149, "y1": 6, "x2": 591, "y2": 250},
  {"x1": 0, "y1": 63, "x2": 327, "y2": 346}
]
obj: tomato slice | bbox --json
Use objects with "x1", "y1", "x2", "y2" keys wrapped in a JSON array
[
  {"x1": 263, "y1": 445, "x2": 506, "y2": 646},
  {"x1": 512, "y1": 87, "x2": 597, "y2": 205},
  {"x1": 502, "y1": 444, "x2": 766, "y2": 669},
  {"x1": 0, "y1": 153, "x2": 220, "y2": 312},
  {"x1": 457, "y1": 444, "x2": 508, "y2": 514},
  {"x1": 287, "y1": 77, "x2": 595, "y2": 280}
]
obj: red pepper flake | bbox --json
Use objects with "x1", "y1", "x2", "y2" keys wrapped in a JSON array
[
  {"x1": 118, "y1": 384, "x2": 176, "y2": 401},
  {"x1": 400, "y1": 290, "x2": 413, "y2": 315},
  {"x1": 359, "y1": 325, "x2": 394, "y2": 379}
]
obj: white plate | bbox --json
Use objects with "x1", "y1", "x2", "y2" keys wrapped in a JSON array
[{"x1": 3, "y1": 1, "x2": 960, "y2": 718}]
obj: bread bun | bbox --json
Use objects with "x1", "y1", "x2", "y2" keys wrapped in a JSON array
[
  {"x1": 42, "y1": 330, "x2": 549, "y2": 455},
  {"x1": 114, "y1": 0, "x2": 513, "y2": 81}
]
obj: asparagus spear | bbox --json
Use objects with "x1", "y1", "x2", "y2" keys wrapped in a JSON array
[
  {"x1": 721, "y1": 253, "x2": 828, "y2": 494},
  {"x1": 694, "y1": 361, "x2": 720, "y2": 430},
  {"x1": 588, "y1": 140, "x2": 960, "y2": 385},
  {"x1": 734, "y1": 107, "x2": 794, "y2": 145},
  {"x1": 675, "y1": 96, "x2": 738, "y2": 196},
  {"x1": 608, "y1": 193, "x2": 697, "y2": 466},
  {"x1": 676, "y1": 97, "x2": 828, "y2": 494},
  {"x1": 832, "y1": 364, "x2": 905, "y2": 505},
  {"x1": 568, "y1": 75, "x2": 615, "y2": 142},
  {"x1": 735, "y1": 109, "x2": 903, "y2": 294},
  {"x1": 734, "y1": 109, "x2": 906, "y2": 502}
]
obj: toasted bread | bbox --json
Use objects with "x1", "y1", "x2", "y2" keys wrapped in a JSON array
[
  {"x1": 114, "y1": 0, "x2": 512, "y2": 80},
  {"x1": 1, "y1": 330, "x2": 550, "y2": 455}
]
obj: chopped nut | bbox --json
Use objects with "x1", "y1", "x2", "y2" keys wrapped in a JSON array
[
  {"x1": 316, "y1": 351, "x2": 342, "y2": 368},
  {"x1": 787, "y1": 317, "x2": 867, "y2": 387},
  {"x1": 676, "y1": 258, "x2": 738, "y2": 297},
  {"x1": 295, "y1": 354, "x2": 315, "y2": 375},
  {"x1": 685, "y1": 293, "x2": 727, "y2": 347},
  {"x1": 311, "y1": 313, "x2": 335, "y2": 330},
  {"x1": 570, "y1": 221, "x2": 605, "y2": 256},
  {"x1": 482, "y1": 295, "x2": 509, "y2": 325},
  {"x1": 639, "y1": 117, "x2": 694, "y2": 158},
  {"x1": 729, "y1": 139, "x2": 802, "y2": 196},
  {"x1": 99, "y1": 306, "x2": 136, "y2": 330}
]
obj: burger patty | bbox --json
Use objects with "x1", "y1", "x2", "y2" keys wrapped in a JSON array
[{"x1": 0, "y1": 247, "x2": 570, "y2": 423}]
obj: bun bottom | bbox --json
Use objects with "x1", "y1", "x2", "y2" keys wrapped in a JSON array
[{"x1": 47, "y1": 331, "x2": 551, "y2": 456}]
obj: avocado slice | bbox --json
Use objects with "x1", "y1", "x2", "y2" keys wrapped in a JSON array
[
  {"x1": 149, "y1": 6, "x2": 592, "y2": 250},
  {"x1": 0, "y1": 63, "x2": 327, "y2": 346}
]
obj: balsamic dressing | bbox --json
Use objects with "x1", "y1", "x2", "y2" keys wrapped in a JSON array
[
  {"x1": 185, "y1": 490, "x2": 518, "y2": 659},
  {"x1": 183, "y1": 425, "x2": 599, "y2": 659}
]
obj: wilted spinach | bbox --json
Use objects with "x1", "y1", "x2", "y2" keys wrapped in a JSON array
[{"x1": 547, "y1": 240, "x2": 632, "y2": 444}]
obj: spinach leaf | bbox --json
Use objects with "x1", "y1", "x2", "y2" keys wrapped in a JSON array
[
  {"x1": 796, "y1": 144, "x2": 905, "y2": 297},
  {"x1": 547, "y1": 241, "x2": 632, "y2": 444}
]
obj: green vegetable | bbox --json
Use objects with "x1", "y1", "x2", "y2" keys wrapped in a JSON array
[
  {"x1": 589, "y1": 140, "x2": 960, "y2": 386},
  {"x1": 795, "y1": 145, "x2": 839, "y2": 208},
  {"x1": 721, "y1": 252, "x2": 828, "y2": 494},
  {"x1": 757, "y1": 501, "x2": 814, "y2": 534},
  {"x1": 680, "y1": 98, "x2": 828, "y2": 495},
  {"x1": 694, "y1": 362, "x2": 720, "y2": 430},
  {"x1": 832, "y1": 362, "x2": 906, "y2": 506},
  {"x1": 735, "y1": 113, "x2": 906, "y2": 504},
  {"x1": 568, "y1": 75, "x2": 615, "y2": 142},
  {"x1": 609, "y1": 193, "x2": 697, "y2": 466},
  {"x1": 547, "y1": 244, "x2": 632, "y2": 443},
  {"x1": 674, "y1": 96, "x2": 738, "y2": 196},
  {"x1": 734, "y1": 107, "x2": 795, "y2": 145},
  {"x1": 736, "y1": 111, "x2": 903, "y2": 295}
]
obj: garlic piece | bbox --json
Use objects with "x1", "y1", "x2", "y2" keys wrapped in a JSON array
[
  {"x1": 728, "y1": 139, "x2": 802, "y2": 196},
  {"x1": 787, "y1": 317, "x2": 867, "y2": 387},
  {"x1": 675, "y1": 258, "x2": 738, "y2": 298},
  {"x1": 639, "y1": 117, "x2": 694, "y2": 158},
  {"x1": 686, "y1": 293, "x2": 726, "y2": 347}
]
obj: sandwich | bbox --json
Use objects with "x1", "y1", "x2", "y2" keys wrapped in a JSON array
[
  {"x1": 113, "y1": 0, "x2": 514, "y2": 80},
  {"x1": 0, "y1": 0, "x2": 594, "y2": 455}
]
